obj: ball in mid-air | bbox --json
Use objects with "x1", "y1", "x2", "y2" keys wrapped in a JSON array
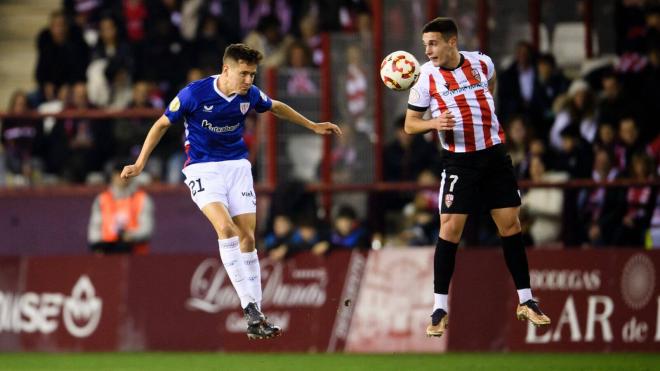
[{"x1": 380, "y1": 50, "x2": 421, "y2": 91}]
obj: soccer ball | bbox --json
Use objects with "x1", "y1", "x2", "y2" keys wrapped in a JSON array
[{"x1": 380, "y1": 51, "x2": 421, "y2": 91}]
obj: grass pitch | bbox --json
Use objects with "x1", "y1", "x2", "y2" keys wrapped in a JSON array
[{"x1": 0, "y1": 352, "x2": 658, "y2": 371}]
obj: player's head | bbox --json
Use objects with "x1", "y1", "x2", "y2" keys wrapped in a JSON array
[
  {"x1": 221, "y1": 44, "x2": 263, "y2": 95},
  {"x1": 421, "y1": 17, "x2": 458, "y2": 67}
]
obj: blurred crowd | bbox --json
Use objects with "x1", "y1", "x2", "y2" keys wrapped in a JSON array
[{"x1": 2, "y1": 0, "x2": 660, "y2": 252}]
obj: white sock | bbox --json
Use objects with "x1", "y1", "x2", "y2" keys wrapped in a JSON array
[
  {"x1": 241, "y1": 250, "x2": 262, "y2": 308},
  {"x1": 517, "y1": 288, "x2": 533, "y2": 304},
  {"x1": 218, "y1": 237, "x2": 253, "y2": 308},
  {"x1": 433, "y1": 294, "x2": 448, "y2": 312}
]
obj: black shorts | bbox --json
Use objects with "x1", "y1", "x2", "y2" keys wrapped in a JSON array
[{"x1": 439, "y1": 144, "x2": 521, "y2": 214}]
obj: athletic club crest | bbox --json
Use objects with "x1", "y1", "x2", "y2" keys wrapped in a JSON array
[
  {"x1": 240, "y1": 102, "x2": 250, "y2": 114},
  {"x1": 471, "y1": 68, "x2": 481, "y2": 82},
  {"x1": 444, "y1": 193, "x2": 454, "y2": 208}
]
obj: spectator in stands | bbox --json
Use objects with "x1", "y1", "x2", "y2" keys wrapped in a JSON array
[
  {"x1": 645, "y1": 3, "x2": 660, "y2": 47},
  {"x1": 330, "y1": 123, "x2": 369, "y2": 183},
  {"x1": 614, "y1": 0, "x2": 648, "y2": 56},
  {"x1": 264, "y1": 214, "x2": 295, "y2": 261},
  {"x1": 43, "y1": 83, "x2": 112, "y2": 183},
  {"x1": 614, "y1": 117, "x2": 645, "y2": 171},
  {"x1": 340, "y1": 43, "x2": 370, "y2": 135},
  {"x1": 384, "y1": 115, "x2": 440, "y2": 182},
  {"x1": 399, "y1": 170, "x2": 440, "y2": 247},
  {"x1": 87, "y1": 14, "x2": 135, "y2": 108},
  {"x1": 550, "y1": 79, "x2": 597, "y2": 151},
  {"x1": 88, "y1": 160, "x2": 155, "y2": 254},
  {"x1": 595, "y1": 122, "x2": 617, "y2": 154},
  {"x1": 505, "y1": 115, "x2": 530, "y2": 178},
  {"x1": 285, "y1": 41, "x2": 318, "y2": 96},
  {"x1": 1, "y1": 90, "x2": 42, "y2": 186},
  {"x1": 289, "y1": 217, "x2": 331, "y2": 257},
  {"x1": 135, "y1": 16, "x2": 186, "y2": 95},
  {"x1": 92, "y1": 14, "x2": 133, "y2": 67},
  {"x1": 35, "y1": 10, "x2": 90, "y2": 103},
  {"x1": 556, "y1": 125, "x2": 595, "y2": 246},
  {"x1": 239, "y1": 0, "x2": 293, "y2": 38},
  {"x1": 64, "y1": 0, "x2": 106, "y2": 35},
  {"x1": 299, "y1": 13, "x2": 323, "y2": 66},
  {"x1": 317, "y1": 0, "x2": 370, "y2": 34},
  {"x1": 121, "y1": 0, "x2": 149, "y2": 44},
  {"x1": 618, "y1": 152, "x2": 657, "y2": 246},
  {"x1": 555, "y1": 124, "x2": 594, "y2": 179},
  {"x1": 578, "y1": 148, "x2": 626, "y2": 247},
  {"x1": 647, "y1": 133, "x2": 660, "y2": 176},
  {"x1": 113, "y1": 81, "x2": 155, "y2": 160},
  {"x1": 535, "y1": 53, "x2": 569, "y2": 139},
  {"x1": 498, "y1": 41, "x2": 544, "y2": 126},
  {"x1": 243, "y1": 14, "x2": 294, "y2": 68},
  {"x1": 190, "y1": 15, "x2": 231, "y2": 72},
  {"x1": 521, "y1": 155, "x2": 568, "y2": 246},
  {"x1": 595, "y1": 70, "x2": 638, "y2": 132},
  {"x1": 330, "y1": 204, "x2": 370, "y2": 250}
]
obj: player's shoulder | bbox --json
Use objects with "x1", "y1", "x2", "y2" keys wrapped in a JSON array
[
  {"x1": 248, "y1": 85, "x2": 269, "y2": 101},
  {"x1": 462, "y1": 50, "x2": 493, "y2": 63}
]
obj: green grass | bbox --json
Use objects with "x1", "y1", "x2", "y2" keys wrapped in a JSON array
[{"x1": 0, "y1": 353, "x2": 658, "y2": 371}]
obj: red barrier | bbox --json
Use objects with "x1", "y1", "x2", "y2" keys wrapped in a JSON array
[
  {"x1": 345, "y1": 249, "x2": 447, "y2": 352},
  {"x1": 1, "y1": 249, "x2": 657, "y2": 352},
  {"x1": 0, "y1": 251, "x2": 365, "y2": 352},
  {"x1": 126, "y1": 251, "x2": 365, "y2": 351},
  {"x1": 447, "y1": 249, "x2": 660, "y2": 352},
  {"x1": 0, "y1": 256, "x2": 125, "y2": 351}
]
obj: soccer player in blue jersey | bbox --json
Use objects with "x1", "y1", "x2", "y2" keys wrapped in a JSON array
[{"x1": 121, "y1": 44, "x2": 342, "y2": 339}]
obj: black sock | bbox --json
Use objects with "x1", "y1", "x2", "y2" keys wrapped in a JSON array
[
  {"x1": 501, "y1": 232, "x2": 530, "y2": 289},
  {"x1": 434, "y1": 238, "x2": 458, "y2": 294}
]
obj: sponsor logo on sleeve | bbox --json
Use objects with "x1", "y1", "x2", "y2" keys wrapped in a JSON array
[{"x1": 169, "y1": 97, "x2": 181, "y2": 112}]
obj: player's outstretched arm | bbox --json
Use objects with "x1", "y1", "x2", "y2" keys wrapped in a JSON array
[
  {"x1": 121, "y1": 115, "x2": 172, "y2": 179},
  {"x1": 405, "y1": 109, "x2": 454, "y2": 134},
  {"x1": 270, "y1": 99, "x2": 342, "y2": 136}
]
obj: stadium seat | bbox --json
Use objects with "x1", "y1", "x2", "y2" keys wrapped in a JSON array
[{"x1": 552, "y1": 22, "x2": 599, "y2": 69}]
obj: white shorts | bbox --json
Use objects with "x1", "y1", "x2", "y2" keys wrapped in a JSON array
[{"x1": 181, "y1": 159, "x2": 256, "y2": 216}]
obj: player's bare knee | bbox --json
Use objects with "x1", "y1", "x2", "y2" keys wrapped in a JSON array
[
  {"x1": 217, "y1": 224, "x2": 239, "y2": 239},
  {"x1": 499, "y1": 219, "x2": 522, "y2": 237},
  {"x1": 239, "y1": 233, "x2": 256, "y2": 250},
  {"x1": 439, "y1": 216, "x2": 463, "y2": 242}
]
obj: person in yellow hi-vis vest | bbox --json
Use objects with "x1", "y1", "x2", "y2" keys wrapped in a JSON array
[{"x1": 87, "y1": 161, "x2": 154, "y2": 254}]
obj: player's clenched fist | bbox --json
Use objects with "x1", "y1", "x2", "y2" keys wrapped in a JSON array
[
  {"x1": 312, "y1": 122, "x2": 343, "y2": 136},
  {"x1": 120, "y1": 164, "x2": 142, "y2": 179},
  {"x1": 432, "y1": 111, "x2": 455, "y2": 131}
]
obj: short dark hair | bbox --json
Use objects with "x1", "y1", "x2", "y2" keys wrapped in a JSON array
[
  {"x1": 422, "y1": 17, "x2": 458, "y2": 40},
  {"x1": 223, "y1": 44, "x2": 263, "y2": 65}
]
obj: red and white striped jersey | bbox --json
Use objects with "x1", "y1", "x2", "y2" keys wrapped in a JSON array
[{"x1": 407, "y1": 51, "x2": 505, "y2": 153}]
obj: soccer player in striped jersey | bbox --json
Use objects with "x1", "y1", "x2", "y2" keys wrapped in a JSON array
[
  {"x1": 121, "y1": 44, "x2": 342, "y2": 339},
  {"x1": 405, "y1": 17, "x2": 551, "y2": 337}
]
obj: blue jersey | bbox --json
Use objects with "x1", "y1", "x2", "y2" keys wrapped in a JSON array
[{"x1": 164, "y1": 75, "x2": 272, "y2": 166}]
